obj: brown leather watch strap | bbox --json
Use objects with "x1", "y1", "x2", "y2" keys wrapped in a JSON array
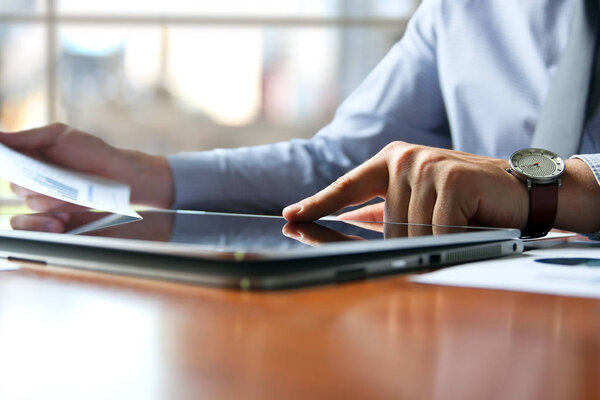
[{"x1": 521, "y1": 183, "x2": 559, "y2": 238}]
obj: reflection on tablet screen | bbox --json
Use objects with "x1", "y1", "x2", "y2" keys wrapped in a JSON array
[{"x1": 4, "y1": 209, "x2": 506, "y2": 254}]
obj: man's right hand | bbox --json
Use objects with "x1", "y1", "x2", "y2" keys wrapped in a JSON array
[{"x1": 0, "y1": 123, "x2": 174, "y2": 212}]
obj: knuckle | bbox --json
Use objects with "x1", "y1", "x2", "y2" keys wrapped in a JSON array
[
  {"x1": 410, "y1": 149, "x2": 441, "y2": 183},
  {"x1": 438, "y1": 163, "x2": 468, "y2": 190},
  {"x1": 49, "y1": 122, "x2": 76, "y2": 140},
  {"x1": 49, "y1": 122, "x2": 68, "y2": 132},
  {"x1": 386, "y1": 144, "x2": 420, "y2": 176},
  {"x1": 381, "y1": 141, "x2": 406, "y2": 154},
  {"x1": 331, "y1": 173, "x2": 355, "y2": 192},
  {"x1": 387, "y1": 145, "x2": 442, "y2": 183}
]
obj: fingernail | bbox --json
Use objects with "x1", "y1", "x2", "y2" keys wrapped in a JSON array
[
  {"x1": 284, "y1": 203, "x2": 303, "y2": 215},
  {"x1": 283, "y1": 229, "x2": 302, "y2": 240}
]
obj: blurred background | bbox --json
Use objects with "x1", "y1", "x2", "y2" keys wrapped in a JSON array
[{"x1": 0, "y1": 0, "x2": 418, "y2": 206}]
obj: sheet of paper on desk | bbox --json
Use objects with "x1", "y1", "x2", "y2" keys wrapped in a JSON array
[
  {"x1": 0, "y1": 260, "x2": 19, "y2": 271},
  {"x1": 412, "y1": 241, "x2": 600, "y2": 299},
  {"x1": 0, "y1": 142, "x2": 140, "y2": 218}
]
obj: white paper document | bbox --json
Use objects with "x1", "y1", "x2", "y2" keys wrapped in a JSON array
[
  {"x1": 0, "y1": 260, "x2": 19, "y2": 272},
  {"x1": 0, "y1": 142, "x2": 140, "y2": 218},
  {"x1": 412, "y1": 241, "x2": 600, "y2": 299},
  {"x1": 522, "y1": 231, "x2": 576, "y2": 241}
]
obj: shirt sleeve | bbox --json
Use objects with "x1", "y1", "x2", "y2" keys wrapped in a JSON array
[{"x1": 167, "y1": 0, "x2": 450, "y2": 213}]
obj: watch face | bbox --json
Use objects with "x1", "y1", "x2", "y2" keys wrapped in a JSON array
[{"x1": 509, "y1": 148, "x2": 565, "y2": 182}]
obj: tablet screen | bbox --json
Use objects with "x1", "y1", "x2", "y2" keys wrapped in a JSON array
[{"x1": 1, "y1": 209, "x2": 519, "y2": 260}]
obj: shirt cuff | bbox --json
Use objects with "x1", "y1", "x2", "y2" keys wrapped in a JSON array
[
  {"x1": 569, "y1": 154, "x2": 600, "y2": 240},
  {"x1": 167, "y1": 151, "x2": 227, "y2": 210}
]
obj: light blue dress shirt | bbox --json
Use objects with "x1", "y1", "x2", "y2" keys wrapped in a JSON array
[{"x1": 168, "y1": 0, "x2": 600, "y2": 214}]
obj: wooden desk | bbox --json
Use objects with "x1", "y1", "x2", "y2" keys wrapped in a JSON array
[{"x1": 0, "y1": 262, "x2": 598, "y2": 400}]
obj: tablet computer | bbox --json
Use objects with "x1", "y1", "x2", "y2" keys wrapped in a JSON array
[{"x1": 0, "y1": 209, "x2": 522, "y2": 289}]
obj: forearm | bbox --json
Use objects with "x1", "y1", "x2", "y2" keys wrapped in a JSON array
[
  {"x1": 554, "y1": 158, "x2": 600, "y2": 233},
  {"x1": 117, "y1": 149, "x2": 174, "y2": 209},
  {"x1": 167, "y1": 140, "x2": 349, "y2": 213}
]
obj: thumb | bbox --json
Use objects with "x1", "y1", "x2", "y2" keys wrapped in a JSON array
[
  {"x1": 336, "y1": 202, "x2": 384, "y2": 222},
  {"x1": 0, "y1": 123, "x2": 67, "y2": 151}
]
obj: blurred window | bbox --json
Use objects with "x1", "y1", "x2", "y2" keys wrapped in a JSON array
[{"x1": 0, "y1": 0, "x2": 417, "y2": 156}]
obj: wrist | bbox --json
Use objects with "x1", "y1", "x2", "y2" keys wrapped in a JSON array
[
  {"x1": 117, "y1": 149, "x2": 174, "y2": 209},
  {"x1": 554, "y1": 158, "x2": 600, "y2": 233}
]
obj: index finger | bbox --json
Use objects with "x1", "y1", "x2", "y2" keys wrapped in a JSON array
[{"x1": 283, "y1": 154, "x2": 389, "y2": 222}]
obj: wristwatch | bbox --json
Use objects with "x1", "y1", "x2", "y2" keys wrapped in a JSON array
[{"x1": 507, "y1": 148, "x2": 565, "y2": 238}]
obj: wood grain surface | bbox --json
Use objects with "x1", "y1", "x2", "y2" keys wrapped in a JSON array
[{"x1": 0, "y1": 261, "x2": 598, "y2": 400}]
